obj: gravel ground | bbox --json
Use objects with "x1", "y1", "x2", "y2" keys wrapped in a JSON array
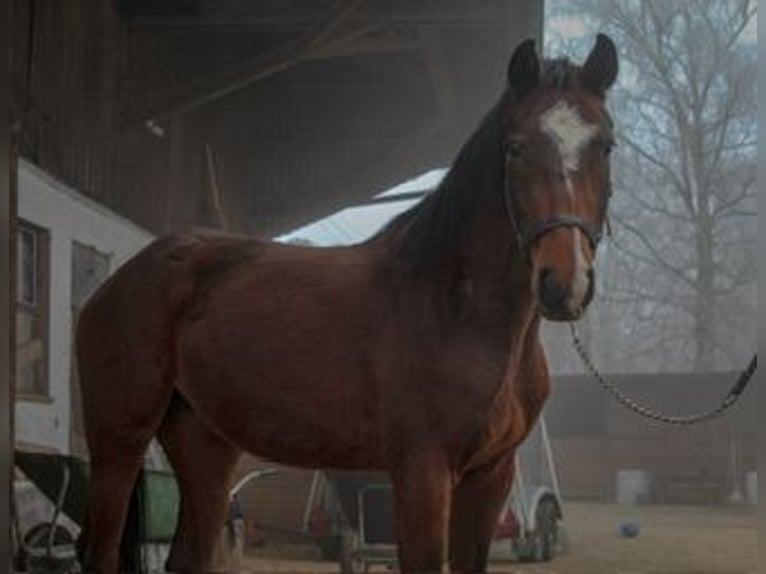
[{"x1": 240, "y1": 502, "x2": 756, "y2": 573}]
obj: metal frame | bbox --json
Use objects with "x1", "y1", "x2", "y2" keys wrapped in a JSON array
[{"x1": 354, "y1": 484, "x2": 397, "y2": 571}]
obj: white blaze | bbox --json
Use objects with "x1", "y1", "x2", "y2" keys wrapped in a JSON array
[
  {"x1": 540, "y1": 101, "x2": 597, "y2": 174},
  {"x1": 570, "y1": 230, "x2": 590, "y2": 313},
  {"x1": 541, "y1": 100, "x2": 596, "y2": 314}
]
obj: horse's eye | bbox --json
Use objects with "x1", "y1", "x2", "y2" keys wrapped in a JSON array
[
  {"x1": 603, "y1": 141, "x2": 615, "y2": 157},
  {"x1": 507, "y1": 141, "x2": 525, "y2": 159}
]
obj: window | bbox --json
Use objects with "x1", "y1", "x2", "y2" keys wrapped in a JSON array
[
  {"x1": 16, "y1": 221, "x2": 50, "y2": 398},
  {"x1": 70, "y1": 241, "x2": 110, "y2": 455}
]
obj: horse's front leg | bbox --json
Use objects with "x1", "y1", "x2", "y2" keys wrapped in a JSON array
[
  {"x1": 448, "y1": 453, "x2": 515, "y2": 574},
  {"x1": 390, "y1": 452, "x2": 453, "y2": 573}
]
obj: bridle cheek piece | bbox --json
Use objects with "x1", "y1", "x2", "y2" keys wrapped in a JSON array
[{"x1": 502, "y1": 155, "x2": 607, "y2": 257}]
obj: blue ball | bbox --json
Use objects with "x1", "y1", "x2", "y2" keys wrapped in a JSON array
[{"x1": 619, "y1": 520, "x2": 641, "y2": 538}]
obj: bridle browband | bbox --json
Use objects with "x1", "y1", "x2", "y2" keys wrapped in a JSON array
[{"x1": 502, "y1": 150, "x2": 609, "y2": 256}]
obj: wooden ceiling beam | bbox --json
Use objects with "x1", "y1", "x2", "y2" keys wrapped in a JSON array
[
  {"x1": 305, "y1": 28, "x2": 420, "y2": 61},
  {"x1": 129, "y1": 14, "x2": 500, "y2": 32},
  {"x1": 126, "y1": 0, "x2": 368, "y2": 122},
  {"x1": 126, "y1": 0, "x2": 498, "y2": 32}
]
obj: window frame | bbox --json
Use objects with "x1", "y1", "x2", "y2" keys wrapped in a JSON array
[{"x1": 15, "y1": 219, "x2": 51, "y2": 400}]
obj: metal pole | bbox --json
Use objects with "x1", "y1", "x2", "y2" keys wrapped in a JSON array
[
  {"x1": 302, "y1": 471, "x2": 322, "y2": 533},
  {"x1": 539, "y1": 416, "x2": 562, "y2": 502}
]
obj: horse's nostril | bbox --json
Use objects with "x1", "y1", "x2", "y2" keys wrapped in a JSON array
[
  {"x1": 540, "y1": 268, "x2": 562, "y2": 296},
  {"x1": 539, "y1": 268, "x2": 570, "y2": 312},
  {"x1": 540, "y1": 267, "x2": 554, "y2": 289}
]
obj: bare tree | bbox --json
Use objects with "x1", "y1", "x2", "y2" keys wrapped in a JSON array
[{"x1": 546, "y1": 0, "x2": 756, "y2": 373}]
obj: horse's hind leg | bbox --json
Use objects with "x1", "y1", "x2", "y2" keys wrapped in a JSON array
[
  {"x1": 82, "y1": 455, "x2": 146, "y2": 572},
  {"x1": 79, "y1": 373, "x2": 172, "y2": 573},
  {"x1": 158, "y1": 395, "x2": 241, "y2": 573}
]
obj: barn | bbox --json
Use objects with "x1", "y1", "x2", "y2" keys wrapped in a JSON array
[
  {"x1": 9, "y1": 0, "x2": 756, "y2": 571},
  {"x1": 9, "y1": 0, "x2": 545, "y2": 560}
]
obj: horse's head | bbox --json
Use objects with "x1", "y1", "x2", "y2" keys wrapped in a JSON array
[{"x1": 502, "y1": 34, "x2": 618, "y2": 321}]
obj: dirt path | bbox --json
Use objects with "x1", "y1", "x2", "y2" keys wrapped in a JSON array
[{"x1": 240, "y1": 502, "x2": 756, "y2": 573}]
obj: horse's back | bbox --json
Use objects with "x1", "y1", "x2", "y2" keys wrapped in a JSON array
[
  {"x1": 80, "y1": 228, "x2": 265, "y2": 324},
  {"x1": 76, "y1": 229, "x2": 388, "y2": 466}
]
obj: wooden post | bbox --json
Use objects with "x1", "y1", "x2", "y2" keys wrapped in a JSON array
[
  {"x1": 205, "y1": 143, "x2": 230, "y2": 232},
  {"x1": 9, "y1": 116, "x2": 19, "y2": 568},
  {"x1": 10, "y1": 0, "x2": 33, "y2": 559}
]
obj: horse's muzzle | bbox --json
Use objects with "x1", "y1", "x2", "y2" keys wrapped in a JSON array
[{"x1": 537, "y1": 267, "x2": 594, "y2": 321}]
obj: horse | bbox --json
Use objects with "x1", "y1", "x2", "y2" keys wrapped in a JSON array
[{"x1": 76, "y1": 34, "x2": 618, "y2": 573}]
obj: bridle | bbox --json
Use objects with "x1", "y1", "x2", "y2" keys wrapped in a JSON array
[{"x1": 501, "y1": 150, "x2": 609, "y2": 257}]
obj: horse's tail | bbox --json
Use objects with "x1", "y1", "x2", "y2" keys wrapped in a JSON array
[{"x1": 119, "y1": 469, "x2": 146, "y2": 573}]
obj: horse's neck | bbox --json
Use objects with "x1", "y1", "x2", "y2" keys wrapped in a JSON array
[
  {"x1": 459, "y1": 201, "x2": 538, "y2": 323},
  {"x1": 381, "y1": 184, "x2": 536, "y2": 327},
  {"x1": 378, "y1": 98, "x2": 537, "y2": 320}
]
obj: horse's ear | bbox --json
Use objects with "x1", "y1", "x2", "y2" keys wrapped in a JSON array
[
  {"x1": 581, "y1": 34, "x2": 618, "y2": 96},
  {"x1": 507, "y1": 38, "x2": 539, "y2": 95}
]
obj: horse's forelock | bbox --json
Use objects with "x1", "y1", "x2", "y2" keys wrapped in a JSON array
[{"x1": 540, "y1": 58, "x2": 581, "y2": 91}]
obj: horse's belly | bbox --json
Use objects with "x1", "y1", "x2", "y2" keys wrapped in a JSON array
[
  {"x1": 222, "y1": 418, "x2": 385, "y2": 470},
  {"x1": 181, "y1": 377, "x2": 385, "y2": 469},
  {"x1": 175, "y1": 325, "x2": 386, "y2": 470}
]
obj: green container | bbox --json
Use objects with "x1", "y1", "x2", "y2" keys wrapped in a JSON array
[
  {"x1": 140, "y1": 470, "x2": 180, "y2": 542},
  {"x1": 15, "y1": 450, "x2": 180, "y2": 543}
]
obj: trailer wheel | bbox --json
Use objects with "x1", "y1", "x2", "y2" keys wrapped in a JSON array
[
  {"x1": 22, "y1": 522, "x2": 79, "y2": 572},
  {"x1": 516, "y1": 497, "x2": 559, "y2": 563},
  {"x1": 532, "y1": 498, "x2": 559, "y2": 562},
  {"x1": 24, "y1": 521, "x2": 76, "y2": 548}
]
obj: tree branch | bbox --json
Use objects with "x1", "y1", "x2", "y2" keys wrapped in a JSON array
[
  {"x1": 618, "y1": 133, "x2": 694, "y2": 215},
  {"x1": 612, "y1": 217, "x2": 698, "y2": 290}
]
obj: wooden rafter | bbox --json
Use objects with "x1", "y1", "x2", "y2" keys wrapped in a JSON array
[
  {"x1": 205, "y1": 143, "x2": 230, "y2": 232},
  {"x1": 129, "y1": 0, "x2": 369, "y2": 122},
  {"x1": 306, "y1": 27, "x2": 420, "y2": 61},
  {"x1": 127, "y1": 3, "x2": 497, "y2": 32}
]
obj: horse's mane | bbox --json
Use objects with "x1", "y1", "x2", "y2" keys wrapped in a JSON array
[{"x1": 371, "y1": 58, "x2": 581, "y2": 274}]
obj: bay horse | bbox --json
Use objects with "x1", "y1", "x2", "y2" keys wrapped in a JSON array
[{"x1": 77, "y1": 35, "x2": 618, "y2": 573}]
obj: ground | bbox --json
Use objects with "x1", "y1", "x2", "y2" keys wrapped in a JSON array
[
  {"x1": 506, "y1": 502, "x2": 756, "y2": 574},
  {"x1": 240, "y1": 502, "x2": 756, "y2": 573}
]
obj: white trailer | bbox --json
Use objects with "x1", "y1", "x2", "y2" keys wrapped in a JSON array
[{"x1": 306, "y1": 415, "x2": 564, "y2": 573}]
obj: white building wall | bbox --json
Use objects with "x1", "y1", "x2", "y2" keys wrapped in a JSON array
[{"x1": 15, "y1": 160, "x2": 154, "y2": 453}]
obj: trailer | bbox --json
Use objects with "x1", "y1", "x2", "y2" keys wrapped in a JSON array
[
  {"x1": 306, "y1": 417, "x2": 564, "y2": 573},
  {"x1": 13, "y1": 450, "x2": 180, "y2": 573},
  {"x1": 12, "y1": 450, "x2": 270, "y2": 573}
]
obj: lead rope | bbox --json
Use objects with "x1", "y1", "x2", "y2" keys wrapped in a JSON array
[{"x1": 569, "y1": 322, "x2": 757, "y2": 426}]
